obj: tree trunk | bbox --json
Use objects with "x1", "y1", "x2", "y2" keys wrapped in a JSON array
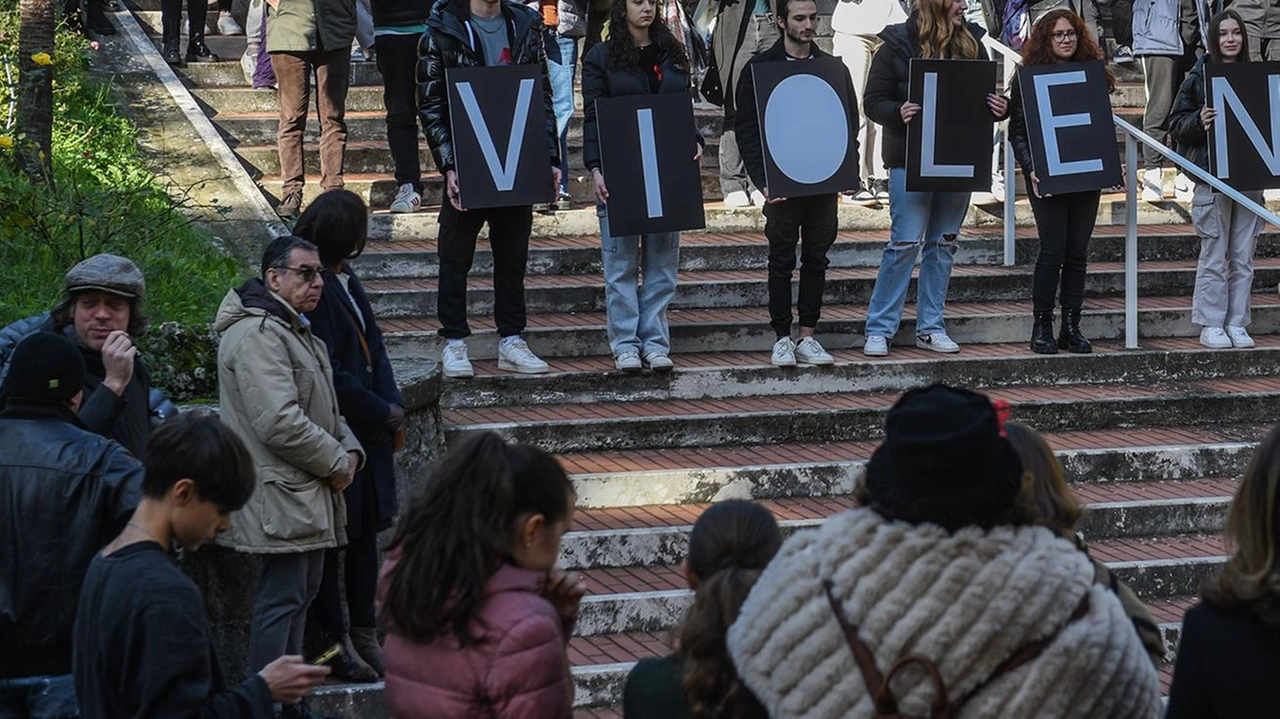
[{"x1": 17, "y1": 0, "x2": 55, "y2": 178}]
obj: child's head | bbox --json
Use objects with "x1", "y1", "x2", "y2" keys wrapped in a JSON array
[
  {"x1": 1004, "y1": 420, "x2": 1083, "y2": 538},
  {"x1": 679, "y1": 500, "x2": 782, "y2": 716},
  {"x1": 144, "y1": 412, "x2": 256, "y2": 551},
  {"x1": 382, "y1": 432, "x2": 575, "y2": 646}
]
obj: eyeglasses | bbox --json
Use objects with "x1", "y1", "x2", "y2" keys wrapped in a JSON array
[
  {"x1": 1051, "y1": 30, "x2": 1078, "y2": 42},
  {"x1": 276, "y1": 265, "x2": 322, "y2": 283}
]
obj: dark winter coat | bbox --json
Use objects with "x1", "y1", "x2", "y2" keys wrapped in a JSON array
[
  {"x1": 306, "y1": 266, "x2": 404, "y2": 540},
  {"x1": 372, "y1": 0, "x2": 429, "y2": 30},
  {"x1": 863, "y1": 14, "x2": 998, "y2": 170},
  {"x1": 417, "y1": 0, "x2": 559, "y2": 173},
  {"x1": 580, "y1": 41, "x2": 703, "y2": 172},
  {"x1": 734, "y1": 39, "x2": 861, "y2": 192},
  {"x1": 0, "y1": 400, "x2": 143, "y2": 679},
  {"x1": 622, "y1": 654, "x2": 769, "y2": 719},
  {"x1": 709, "y1": 0, "x2": 757, "y2": 113},
  {"x1": 1168, "y1": 55, "x2": 1210, "y2": 171},
  {"x1": 1165, "y1": 600, "x2": 1280, "y2": 718}
]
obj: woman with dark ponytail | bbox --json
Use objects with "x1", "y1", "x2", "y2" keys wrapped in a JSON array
[
  {"x1": 623, "y1": 500, "x2": 781, "y2": 718},
  {"x1": 377, "y1": 432, "x2": 584, "y2": 718}
]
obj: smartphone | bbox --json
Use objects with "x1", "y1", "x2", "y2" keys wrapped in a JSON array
[{"x1": 310, "y1": 643, "x2": 343, "y2": 666}]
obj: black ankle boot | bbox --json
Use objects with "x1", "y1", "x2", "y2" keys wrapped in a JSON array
[
  {"x1": 186, "y1": 36, "x2": 220, "y2": 63},
  {"x1": 163, "y1": 37, "x2": 182, "y2": 64},
  {"x1": 1058, "y1": 307, "x2": 1092, "y2": 354},
  {"x1": 1031, "y1": 310, "x2": 1058, "y2": 354},
  {"x1": 161, "y1": 14, "x2": 182, "y2": 64}
]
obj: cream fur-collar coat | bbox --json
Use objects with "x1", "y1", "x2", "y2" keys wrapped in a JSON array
[{"x1": 726, "y1": 508, "x2": 1162, "y2": 719}]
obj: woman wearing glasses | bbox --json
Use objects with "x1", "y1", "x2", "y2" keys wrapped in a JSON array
[
  {"x1": 1008, "y1": 9, "x2": 1113, "y2": 354},
  {"x1": 1169, "y1": 10, "x2": 1265, "y2": 349}
]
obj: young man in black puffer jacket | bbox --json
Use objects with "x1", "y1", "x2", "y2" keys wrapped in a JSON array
[{"x1": 417, "y1": 0, "x2": 560, "y2": 380}]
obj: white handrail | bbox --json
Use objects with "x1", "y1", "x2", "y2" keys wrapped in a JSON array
[{"x1": 979, "y1": 35, "x2": 1280, "y2": 348}]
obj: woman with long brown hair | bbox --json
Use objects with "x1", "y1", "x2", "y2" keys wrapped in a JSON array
[
  {"x1": 1008, "y1": 9, "x2": 1114, "y2": 355},
  {"x1": 1166, "y1": 423, "x2": 1280, "y2": 717}
]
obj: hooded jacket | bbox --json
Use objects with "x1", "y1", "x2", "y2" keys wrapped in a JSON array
[
  {"x1": 213, "y1": 280, "x2": 364, "y2": 555},
  {"x1": 417, "y1": 0, "x2": 559, "y2": 174},
  {"x1": 726, "y1": 508, "x2": 1163, "y2": 719}
]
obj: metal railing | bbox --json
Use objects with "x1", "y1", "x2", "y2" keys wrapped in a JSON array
[{"x1": 980, "y1": 35, "x2": 1280, "y2": 348}]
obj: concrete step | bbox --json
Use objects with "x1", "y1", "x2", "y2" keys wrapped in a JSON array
[
  {"x1": 198, "y1": 85, "x2": 388, "y2": 114},
  {"x1": 378, "y1": 292, "x2": 1280, "y2": 360},
  {"x1": 441, "y1": 374, "x2": 1280, "y2": 453}
]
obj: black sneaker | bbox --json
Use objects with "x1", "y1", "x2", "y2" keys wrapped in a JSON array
[
  {"x1": 277, "y1": 191, "x2": 303, "y2": 219},
  {"x1": 186, "y1": 40, "x2": 220, "y2": 63}
]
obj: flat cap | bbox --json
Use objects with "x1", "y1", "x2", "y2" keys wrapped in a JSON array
[{"x1": 65, "y1": 253, "x2": 145, "y2": 300}]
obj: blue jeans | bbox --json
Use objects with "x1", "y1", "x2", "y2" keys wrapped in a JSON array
[
  {"x1": 545, "y1": 33, "x2": 578, "y2": 196},
  {"x1": 0, "y1": 675, "x2": 78, "y2": 719},
  {"x1": 598, "y1": 207, "x2": 680, "y2": 356},
  {"x1": 864, "y1": 168, "x2": 969, "y2": 338}
]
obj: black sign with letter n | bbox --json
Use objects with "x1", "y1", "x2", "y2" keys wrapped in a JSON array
[
  {"x1": 1018, "y1": 60, "x2": 1121, "y2": 195},
  {"x1": 906, "y1": 58, "x2": 997, "y2": 192},
  {"x1": 447, "y1": 64, "x2": 554, "y2": 209},
  {"x1": 749, "y1": 57, "x2": 860, "y2": 198},
  {"x1": 1206, "y1": 61, "x2": 1280, "y2": 192},
  {"x1": 597, "y1": 92, "x2": 706, "y2": 237}
]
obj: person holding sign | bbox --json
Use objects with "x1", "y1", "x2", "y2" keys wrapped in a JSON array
[
  {"x1": 734, "y1": 0, "x2": 860, "y2": 367},
  {"x1": 418, "y1": 0, "x2": 561, "y2": 378},
  {"x1": 1168, "y1": 10, "x2": 1266, "y2": 350},
  {"x1": 582, "y1": 0, "x2": 703, "y2": 373},
  {"x1": 861, "y1": 0, "x2": 1009, "y2": 356},
  {"x1": 1008, "y1": 9, "x2": 1114, "y2": 354}
]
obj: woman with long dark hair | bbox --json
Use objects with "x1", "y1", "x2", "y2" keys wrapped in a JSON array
[
  {"x1": 623, "y1": 500, "x2": 779, "y2": 718},
  {"x1": 581, "y1": 0, "x2": 703, "y2": 373},
  {"x1": 1008, "y1": 9, "x2": 1114, "y2": 354},
  {"x1": 378, "y1": 432, "x2": 584, "y2": 718},
  {"x1": 1166, "y1": 423, "x2": 1280, "y2": 717},
  {"x1": 1169, "y1": 10, "x2": 1266, "y2": 350},
  {"x1": 861, "y1": 0, "x2": 1009, "y2": 357}
]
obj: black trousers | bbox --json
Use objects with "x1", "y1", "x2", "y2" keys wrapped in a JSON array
[
  {"x1": 314, "y1": 531, "x2": 379, "y2": 631},
  {"x1": 1028, "y1": 188, "x2": 1100, "y2": 312},
  {"x1": 764, "y1": 193, "x2": 839, "y2": 337},
  {"x1": 437, "y1": 203, "x2": 533, "y2": 339},
  {"x1": 160, "y1": 0, "x2": 209, "y2": 42},
  {"x1": 376, "y1": 32, "x2": 424, "y2": 191}
]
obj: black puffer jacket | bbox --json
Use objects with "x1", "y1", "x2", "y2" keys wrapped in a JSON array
[
  {"x1": 417, "y1": 0, "x2": 559, "y2": 174},
  {"x1": 863, "y1": 14, "x2": 996, "y2": 170},
  {"x1": 1168, "y1": 55, "x2": 1210, "y2": 171},
  {"x1": 0, "y1": 400, "x2": 143, "y2": 679},
  {"x1": 372, "y1": 0, "x2": 428, "y2": 30}
]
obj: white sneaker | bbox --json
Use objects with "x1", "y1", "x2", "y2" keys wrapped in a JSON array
[
  {"x1": 862, "y1": 334, "x2": 890, "y2": 357},
  {"x1": 498, "y1": 338, "x2": 549, "y2": 374},
  {"x1": 389, "y1": 183, "x2": 421, "y2": 214},
  {"x1": 1226, "y1": 325, "x2": 1255, "y2": 348},
  {"x1": 1199, "y1": 327, "x2": 1233, "y2": 349},
  {"x1": 1174, "y1": 173, "x2": 1193, "y2": 201},
  {"x1": 615, "y1": 350, "x2": 642, "y2": 373},
  {"x1": 441, "y1": 343, "x2": 474, "y2": 379},
  {"x1": 771, "y1": 337, "x2": 797, "y2": 367},
  {"x1": 795, "y1": 336, "x2": 835, "y2": 365},
  {"x1": 915, "y1": 332, "x2": 961, "y2": 353},
  {"x1": 217, "y1": 12, "x2": 244, "y2": 34},
  {"x1": 750, "y1": 189, "x2": 766, "y2": 207},
  {"x1": 1141, "y1": 169, "x2": 1163, "y2": 201},
  {"x1": 724, "y1": 190, "x2": 751, "y2": 208},
  {"x1": 643, "y1": 352, "x2": 674, "y2": 372}
]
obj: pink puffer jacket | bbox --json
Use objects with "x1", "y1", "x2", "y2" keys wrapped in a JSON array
[{"x1": 378, "y1": 557, "x2": 575, "y2": 719}]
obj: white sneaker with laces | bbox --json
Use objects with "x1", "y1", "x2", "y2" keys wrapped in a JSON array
[
  {"x1": 795, "y1": 336, "x2": 834, "y2": 365},
  {"x1": 1226, "y1": 325, "x2": 1255, "y2": 348},
  {"x1": 498, "y1": 338, "x2": 549, "y2": 374},
  {"x1": 441, "y1": 343, "x2": 474, "y2": 379},
  {"x1": 643, "y1": 352, "x2": 674, "y2": 372},
  {"x1": 771, "y1": 337, "x2": 797, "y2": 367},
  {"x1": 1199, "y1": 327, "x2": 1233, "y2": 349},
  {"x1": 750, "y1": 189, "x2": 767, "y2": 207},
  {"x1": 723, "y1": 190, "x2": 751, "y2": 208},
  {"x1": 217, "y1": 12, "x2": 244, "y2": 34},
  {"x1": 863, "y1": 335, "x2": 890, "y2": 357},
  {"x1": 916, "y1": 332, "x2": 961, "y2": 353},
  {"x1": 1141, "y1": 169, "x2": 1163, "y2": 201},
  {"x1": 390, "y1": 183, "x2": 421, "y2": 214},
  {"x1": 615, "y1": 350, "x2": 642, "y2": 372},
  {"x1": 1174, "y1": 173, "x2": 1193, "y2": 201}
]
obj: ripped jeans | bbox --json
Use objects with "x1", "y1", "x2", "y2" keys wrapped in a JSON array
[{"x1": 864, "y1": 168, "x2": 969, "y2": 338}]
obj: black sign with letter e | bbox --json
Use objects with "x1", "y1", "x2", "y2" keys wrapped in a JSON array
[
  {"x1": 1017, "y1": 61, "x2": 1121, "y2": 195},
  {"x1": 597, "y1": 92, "x2": 706, "y2": 236},
  {"x1": 749, "y1": 57, "x2": 860, "y2": 198},
  {"x1": 447, "y1": 64, "x2": 554, "y2": 209},
  {"x1": 1206, "y1": 61, "x2": 1280, "y2": 192},
  {"x1": 906, "y1": 58, "x2": 997, "y2": 192}
]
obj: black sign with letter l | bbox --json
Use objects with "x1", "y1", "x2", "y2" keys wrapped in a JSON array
[
  {"x1": 1206, "y1": 61, "x2": 1280, "y2": 192},
  {"x1": 749, "y1": 57, "x2": 860, "y2": 198},
  {"x1": 1017, "y1": 60, "x2": 1121, "y2": 195},
  {"x1": 597, "y1": 92, "x2": 706, "y2": 237},
  {"x1": 906, "y1": 58, "x2": 997, "y2": 192},
  {"x1": 447, "y1": 64, "x2": 554, "y2": 209}
]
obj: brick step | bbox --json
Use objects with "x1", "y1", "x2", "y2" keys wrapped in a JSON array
[
  {"x1": 443, "y1": 375, "x2": 1280, "y2": 453},
  {"x1": 361, "y1": 258, "x2": 1280, "y2": 318},
  {"x1": 379, "y1": 292, "x2": 1280, "y2": 360}
]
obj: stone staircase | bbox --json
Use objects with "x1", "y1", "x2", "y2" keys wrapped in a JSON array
[{"x1": 113, "y1": 3, "x2": 1280, "y2": 715}]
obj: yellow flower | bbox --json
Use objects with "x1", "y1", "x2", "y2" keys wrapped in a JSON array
[
  {"x1": 0, "y1": 136, "x2": 11, "y2": 149},
  {"x1": 31, "y1": 52, "x2": 52, "y2": 66}
]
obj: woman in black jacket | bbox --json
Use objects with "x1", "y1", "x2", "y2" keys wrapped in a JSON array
[
  {"x1": 582, "y1": 0, "x2": 703, "y2": 373},
  {"x1": 1007, "y1": 9, "x2": 1113, "y2": 354},
  {"x1": 1168, "y1": 10, "x2": 1266, "y2": 350},
  {"x1": 860, "y1": 0, "x2": 1009, "y2": 357}
]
